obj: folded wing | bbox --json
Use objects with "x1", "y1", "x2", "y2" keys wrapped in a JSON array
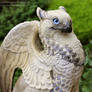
[{"x1": 0, "y1": 21, "x2": 47, "y2": 92}]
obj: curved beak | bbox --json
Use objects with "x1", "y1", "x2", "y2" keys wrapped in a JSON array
[
  {"x1": 51, "y1": 21, "x2": 72, "y2": 33},
  {"x1": 61, "y1": 23, "x2": 72, "y2": 33}
]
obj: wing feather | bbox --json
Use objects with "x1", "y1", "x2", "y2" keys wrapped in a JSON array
[
  {"x1": 0, "y1": 21, "x2": 52, "y2": 92},
  {"x1": 2, "y1": 21, "x2": 38, "y2": 53}
]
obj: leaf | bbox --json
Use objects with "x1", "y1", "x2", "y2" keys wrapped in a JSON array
[{"x1": 82, "y1": 86, "x2": 90, "y2": 92}]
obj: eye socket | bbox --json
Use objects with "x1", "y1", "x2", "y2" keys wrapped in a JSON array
[{"x1": 53, "y1": 18, "x2": 60, "y2": 25}]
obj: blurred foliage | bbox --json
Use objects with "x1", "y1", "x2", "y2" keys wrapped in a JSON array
[
  {"x1": 79, "y1": 41, "x2": 92, "y2": 92},
  {"x1": 48, "y1": 0, "x2": 92, "y2": 45},
  {"x1": 0, "y1": 0, "x2": 50, "y2": 41},
  {"x1": 12, "y1": 68, "x2": 22, "y2": 87},
  {"x1": 0, "y1": 41, "x2": 2, "y2": 45}
]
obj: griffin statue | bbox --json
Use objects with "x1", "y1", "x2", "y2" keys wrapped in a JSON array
[{"x1": 0, "y1": 6, "x2": 85, "y2": 92}]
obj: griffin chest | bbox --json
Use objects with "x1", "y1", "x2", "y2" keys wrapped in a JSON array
[{"x1": 39, "y1": 37, "x2": 84, "y2": 92}]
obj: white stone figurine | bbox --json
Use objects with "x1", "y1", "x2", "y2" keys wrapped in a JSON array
[{"x1": 0, "y1": 6, "x2": 85, "y2": 92}]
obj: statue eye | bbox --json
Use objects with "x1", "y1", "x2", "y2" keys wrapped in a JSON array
[{"x1": 53, "y1": 18, "x2": 60, "y2": 24}]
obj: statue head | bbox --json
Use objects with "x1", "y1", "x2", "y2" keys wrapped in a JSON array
[{"x1": 36, "y1": 6, "x2": 72, "y2": 40}]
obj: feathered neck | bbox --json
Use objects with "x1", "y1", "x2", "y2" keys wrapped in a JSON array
[
  {"x1": 39, "y1": 32, "x2": 68, "y2": 55},
  {"x1": 39, "y1": 31, "x2": 79, "y2": 56}
]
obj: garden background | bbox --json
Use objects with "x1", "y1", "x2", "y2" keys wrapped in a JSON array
[{"x1": 0, "y1": 0, "x2": 92, "y2": 92}]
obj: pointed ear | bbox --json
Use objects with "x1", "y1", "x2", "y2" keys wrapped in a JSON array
[
  {"x1": 36, "y1": 7, "x2": 47, "y2": 20},
  {"x1": 59, "y1": 6, "x2": 66, "y2": 11}
]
